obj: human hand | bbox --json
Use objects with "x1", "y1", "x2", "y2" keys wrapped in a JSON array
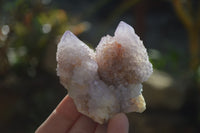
[{"x1": 35, "y1": 95, "x2": 129, "y2": 133}]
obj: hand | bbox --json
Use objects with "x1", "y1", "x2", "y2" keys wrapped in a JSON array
[{"x1": 35, "y1": 95, "x2": 129, "y2": 133}]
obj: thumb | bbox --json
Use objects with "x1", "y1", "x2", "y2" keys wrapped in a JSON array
[{"x1": 107, "y1": 113, "x2": 129, "y2": 133}]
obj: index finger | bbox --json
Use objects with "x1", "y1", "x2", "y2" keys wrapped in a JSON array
[{"x1": 35, "y1": 95, "x2": 81, "y2": 133}]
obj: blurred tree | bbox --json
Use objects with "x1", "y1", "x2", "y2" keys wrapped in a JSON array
[
  {"x1": 171, "y1": 0, "x2": 200, "y2": 127},
  {"x1": 172, "y1": 0, "x2": 200, "y2": 70},
  {"x1": 0, "y1": 0, "x2": 89, "y2": 132},
  {"x1": 0, "y1": 0, "x2": 87, "y2": 78}
]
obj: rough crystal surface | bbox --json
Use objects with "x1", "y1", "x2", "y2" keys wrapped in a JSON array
[{"x1": 56, "y1": 21, "x2": 153, "y2": 124}]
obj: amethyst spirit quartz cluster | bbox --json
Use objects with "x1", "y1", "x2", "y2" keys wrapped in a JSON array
[{"x1": 56, "y1": 21, "x2": 153, "y2": 124}]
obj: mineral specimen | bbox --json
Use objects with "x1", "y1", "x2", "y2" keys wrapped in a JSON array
[{"x1": 56, "y1": 21, "x2": 153, "y2": 124}]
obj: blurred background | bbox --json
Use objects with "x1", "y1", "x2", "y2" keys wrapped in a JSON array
[{"x1": 0, "y1": 0, "x2": 200, "y2": 132}]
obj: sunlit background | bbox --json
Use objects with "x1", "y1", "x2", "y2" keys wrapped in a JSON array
[{"x1": 0, "y1": 0, "x2": 200, "y2": 132}]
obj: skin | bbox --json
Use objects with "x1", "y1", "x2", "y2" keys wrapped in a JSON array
[{"x1": 35, "y1": 95, "x2": 129, "y2": 133}]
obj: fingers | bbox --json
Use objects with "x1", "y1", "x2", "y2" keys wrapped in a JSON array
[
  {"x1": 36, "y1": 95, "x2": 129, "y2": 133},
  {"x1": 107, "y1": 113, "x2": 129, "y2": 133},
  {"x1": 94, "y1": 124, "x2": 107, "y2": 133},
  {"x1": 35, "y1": 95, "x2": 80, "y2": 133},
  {"x1": 68, "y1": 115, "x2": 97, "y2": 133}
]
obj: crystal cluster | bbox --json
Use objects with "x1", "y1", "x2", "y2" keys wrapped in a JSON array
[{"x1": 56, "y1": 21, "x2": 153, "y2": 124}]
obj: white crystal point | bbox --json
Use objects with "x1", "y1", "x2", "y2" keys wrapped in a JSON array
[
  {"x1": 114, "y1": 21, "x2": 136, "y2": 38},
  {"x1": 56, "y1": 31, "x2": 94, "y2": 89},
  {"x1": 57, "y1": 22, "x2": 153, "y2": 124},
  {"x1": 114, "y1": 21, "x2": 142, "y2": 44}
]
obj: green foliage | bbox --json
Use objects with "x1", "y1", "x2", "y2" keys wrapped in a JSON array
[
  {"x1": 149, "y1": 47, "x2": 186, "y2": 76},
  {"x1": 0, "y1": 0, "x2": 69, "y2": 77}
]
